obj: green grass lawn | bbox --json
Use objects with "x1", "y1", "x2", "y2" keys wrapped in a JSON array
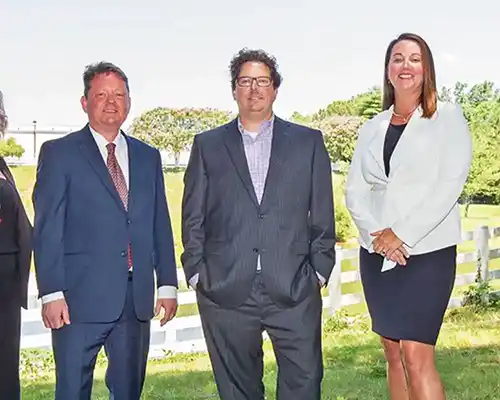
[{"x1": 20, "y1": 307, "x2": 500, "y2": 399}]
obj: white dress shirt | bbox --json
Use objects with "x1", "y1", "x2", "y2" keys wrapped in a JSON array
[{"x1": 41, "y1": 126, "x2": 176, "y2": 304}]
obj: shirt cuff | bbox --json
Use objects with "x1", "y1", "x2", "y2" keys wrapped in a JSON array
[
  {"x1": 41, "y1": 291, "x2": 65, "y2": 304},
  {"x1": 316, "y1": 271, "x2": 326, "y2": 287},
  {"x1": 188, "y1": 273, "x2": 199, "y2": 289},
  {"x1": 157, "y1": 285, "x2": 177, "y2": 299}
]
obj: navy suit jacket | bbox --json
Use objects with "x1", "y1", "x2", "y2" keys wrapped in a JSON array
[{"x1": 32, "y1": 125, "x2": 177, "y2": 322}]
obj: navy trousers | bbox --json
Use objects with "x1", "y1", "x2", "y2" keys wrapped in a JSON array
[{"x1": 52, "y1": 279, "x2": 150, "y2": 400}]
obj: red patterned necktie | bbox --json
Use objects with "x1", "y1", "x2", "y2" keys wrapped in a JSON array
[{"x1": 106, "y1": 143, "x2": 132, "y2": 270}]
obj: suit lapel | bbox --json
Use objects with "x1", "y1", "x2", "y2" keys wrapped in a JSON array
[
  {"x1": 367, "y1": 110, "x2": 392, "y2": 178},
  {"x1": 78, "y1": 125, "x2": 126, "y2": 213},
  {"x1": 259, "y1": 117, "x2": 289, "y2": 209},
  {"x1": 388, "y1": 107, "x2": 425, "y2": 176},
  {"x1": 367, "y1": 106, "x2": 427, "y2": 179},
  {"x1": 125, "y1": 134, "x2": 141, "y2": 214},
  {"x1": 222, "y1": 119, "x2": 259, "y2": 206}
]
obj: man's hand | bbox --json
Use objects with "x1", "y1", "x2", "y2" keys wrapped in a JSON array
[
  {"x1": 42, "y1": 299, "x2": 70, "y2": 329},
  {"x1": 371, "y1": 228, "x2": 409, "y2": 265},
  {"x1": 155, "y1": 298, "x2": 178, "y2": 327}
]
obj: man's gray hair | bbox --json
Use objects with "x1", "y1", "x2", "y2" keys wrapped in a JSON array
[{"x1": 83, "y1": 62, "x2": 129, "y2": 98}]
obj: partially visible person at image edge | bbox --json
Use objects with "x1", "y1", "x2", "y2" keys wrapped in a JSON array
[{"x1": 0, "y1": 89, "x2": 33, "y2": 400}]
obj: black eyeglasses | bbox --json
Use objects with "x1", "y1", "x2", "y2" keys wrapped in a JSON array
[{"x1": 236, "y1": 76, "x2": 273, "y2": 88}]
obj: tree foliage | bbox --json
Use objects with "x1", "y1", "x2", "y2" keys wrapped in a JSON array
[
  {"x1": 437, "y1": 81, "x2": 500, "y2": 212},
  {"x1": 0, "y1": 137, "x2": 25, "y2": 158},
  {"x1": 357, "y1": 88, "x2": 383, "y2": 119},
  {"x1": 310, "y1": 87, "x2": 382, "y2": 121},
  {"x1": 462, "y1": 100, "x2": 500, "y2": 213},
  {"x1": 289, "y1": 111, "x2": 312, "y2": 125},
  {"x1": 310, "y1": 115, "x2": 364, "y2": 167},
  {"x1": 290, "y1": 88, "x2": 381, "y2": 167},
  {"x1": 130, "y1": 107, "x2": 233, "y2": 166}
]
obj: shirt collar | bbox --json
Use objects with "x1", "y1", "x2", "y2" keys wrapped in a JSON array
[
  {"x1": 88, "y1": 124, "x2": 126, "y2": 151},
  {"x1": 237, "y1": 114, "x2": 275, "y2": 136}
]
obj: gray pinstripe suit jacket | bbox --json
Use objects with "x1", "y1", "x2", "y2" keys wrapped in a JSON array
[{"x1": 181, "y1": 116, "x2": 336, "y2": 308}]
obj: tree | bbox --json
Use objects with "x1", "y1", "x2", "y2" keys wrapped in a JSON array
[
  {"x1": 130, "y1": 107, "x2": 233, "y2": 166},
  {"x1": 438, "y1": 86, "x2": 453, "y2": 102},
  {"x1": 462, "y1": 141, "x2": 500, "y2": 216},
  {"x1": 440, "y1": 80, "x2": 500, "y2": 122},
  {"x1": 461, "y1": 100, "x2": 500, "y2": 215},
  {"x1": 289, "y1": 111, "x2": 312, "y2": 124},
  {"x1": 453, "y1": 81, "x2": 469, "y2": 106},
  {"x1": 357, "y1": 88, "x2": 382, "y2": 119},
  {"x1": 311, "y1": 115, "x2": 364, "y2": 167},
  {"x1": 465, "y1": 81, "x2": 499, "y2": 107},
  {"x1": 312, "y1": 86, "x2": 382, "y2": 121},
  {"x1": 437, "y1": 81, "x2": 500, "y2": 212},
  {"x1": 0, "y1": 137, "x2": 25, "y2": 159},
  {"x1": 313, "y1": 99, "x2": 359, "y2": 120}
]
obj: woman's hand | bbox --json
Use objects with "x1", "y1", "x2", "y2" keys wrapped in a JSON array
[
  {"x1": 371, "y1": 228, "x2": 409, "y2": 265},
  {"x1": 387, "y1": 247, "x2": 408, "y2": 265}
]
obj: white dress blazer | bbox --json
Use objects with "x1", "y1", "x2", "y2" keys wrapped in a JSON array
[{"x1": 345, "y1": 102, "x2": 472, "y2": 269}]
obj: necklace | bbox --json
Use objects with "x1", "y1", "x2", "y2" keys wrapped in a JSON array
[{"x1": 392, "y1": 106, "x2": 418, "y2": 123}]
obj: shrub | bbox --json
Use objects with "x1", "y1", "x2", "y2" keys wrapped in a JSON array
[
  {"x1": 462, "y1": 256, "x2": 500, "y2": 310},
  {"x1": 334, "y1": 176, "x2": 356, "y2": 243},
  {"x1": 0, "y1": 137, "x2": 25, "y2": 158}
]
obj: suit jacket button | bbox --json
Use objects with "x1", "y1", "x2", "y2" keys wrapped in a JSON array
[
  {"x1": 258, "y1": 213, "x2": 265, "y2": 219},
  {"x1": 253, "y1": 248, "x2": 259, "y2": 253},
  {"x1": 121, "y1": 251, "x2": 126, "y2": 257}
]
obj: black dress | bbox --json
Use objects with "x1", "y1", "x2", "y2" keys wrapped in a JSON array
[
  {"x1": 359, "y1": 123, "x2": 456, "y2": 345},
  {"x1": 0, "y1": 177, "x2": 32, "y2": 399}
]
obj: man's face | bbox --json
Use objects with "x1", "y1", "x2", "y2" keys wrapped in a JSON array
[
  {"x1": 233, "y1": 61, "x2": 277, "y2": 115},
  {"x1": 80, "y1": 72, "x2": 130, "y2": 131}
]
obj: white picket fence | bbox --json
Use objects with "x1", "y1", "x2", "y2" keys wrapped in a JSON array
[{"x1": 20, "y1": 225, "x2": 500, "y2": 357}]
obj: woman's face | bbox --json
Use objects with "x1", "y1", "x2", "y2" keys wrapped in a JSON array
[{"x1": 387, "y1": 39, "x2": 424, "y2": 95}]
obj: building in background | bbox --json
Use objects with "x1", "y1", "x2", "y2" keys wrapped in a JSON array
[
  {"x1": 5, "y1": 125, "x2": 78, "y2": 165},
  {"x1": 5, "y1": 125, "x2": 191, "y2": 167}
]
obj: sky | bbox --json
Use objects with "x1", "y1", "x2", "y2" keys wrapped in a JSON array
[{"x1": 1, "y1": 0, "x2": 499, "y2": 130}]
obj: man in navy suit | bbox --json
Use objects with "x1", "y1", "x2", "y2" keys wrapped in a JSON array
[{"x1": 33, "y1": 62, "x2": 178, "y2": 399}]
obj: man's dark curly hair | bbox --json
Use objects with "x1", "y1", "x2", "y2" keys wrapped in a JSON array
[{"x1": 229, "y1": 48, "x2": 283, "y2": 91}]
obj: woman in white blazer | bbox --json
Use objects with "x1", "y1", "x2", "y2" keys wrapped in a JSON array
[{"x1": 345, "y1": 33, "x2": 472, "y2": 400}]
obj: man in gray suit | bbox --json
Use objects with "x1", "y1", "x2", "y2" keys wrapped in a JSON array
[{"x1": 181, "y1": 48, "x2": 336, "y2": 400}]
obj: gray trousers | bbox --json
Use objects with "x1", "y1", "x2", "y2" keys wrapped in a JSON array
[{"x1": 197, "y1": 273, "x2": 323, "y2": 400}]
